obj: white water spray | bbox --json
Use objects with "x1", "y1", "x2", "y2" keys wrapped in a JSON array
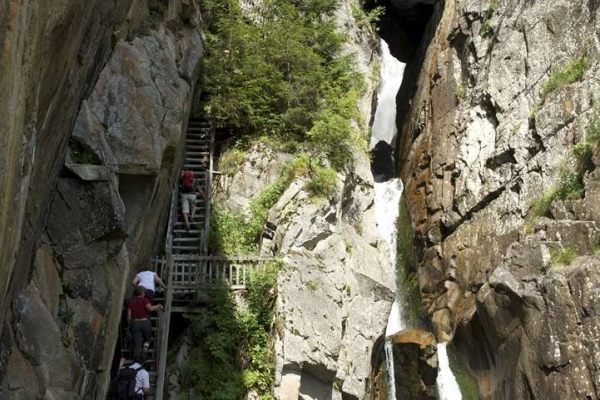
[
  {"x1": 370, "y1": 40, "x2": 406, "y2": 149},
  {"x1": 372, "y1": 38, "x2": 406, "y2": 400},
  {"x1": 374, "y1": 178, "x2": 404, "y2": 400},
  {"x1": 437, "y1": 343, "x2": 463, "y2": 400}
]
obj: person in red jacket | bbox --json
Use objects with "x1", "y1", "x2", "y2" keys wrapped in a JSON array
[{"x1": 127, "y1": 286, "x2": 163, "y2": 359}]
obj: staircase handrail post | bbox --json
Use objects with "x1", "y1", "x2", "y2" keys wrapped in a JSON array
[
  {"x1": 155, "y1": 185, "x2": 177, "y2": 400},
  {"x1": 203, "y1": 119, "x2": 215, "y2": 255}
]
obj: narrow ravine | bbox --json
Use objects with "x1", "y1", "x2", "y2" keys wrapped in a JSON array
[
  {"x1": 371, "y1": 38, "x2": 463, "y2": 399},
  {"x1": 371, "y1": 39, "x2": 406, "y2": 400}
]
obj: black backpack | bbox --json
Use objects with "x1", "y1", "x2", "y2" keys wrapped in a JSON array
[{"x1": 112, "y1": 365, "x2": 142, "y2": 400}]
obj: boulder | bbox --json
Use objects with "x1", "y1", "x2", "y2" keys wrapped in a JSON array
[{"x1": 390, "y1": 329, "x2": 438, "y2": 400}]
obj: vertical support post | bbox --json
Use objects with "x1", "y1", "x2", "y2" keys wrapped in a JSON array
[
  {"x1": 203, "y1": 119, "x2": 214, "y2": 255},
  {"x1": 155, "y1": 187, "x2": 177, "y2": 400}
]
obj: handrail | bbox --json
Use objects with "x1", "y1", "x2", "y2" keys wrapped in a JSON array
[
  {"x1": 173, "y1": 255, "x2": 275, "y2": 261},
  {"x1": 155, "y1": 186, "x2": 178, "y2": 400},
  {"x1": 203, "y1": 119, "x2": 215, "y2": 254}
]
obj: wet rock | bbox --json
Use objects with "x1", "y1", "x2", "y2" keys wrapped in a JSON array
[
  {"x1": 396, "y1": 0, "x2": 600, "y2": 396},
  {"x1": 390, "y1": 329, "x2": 438, "y2": 400}
]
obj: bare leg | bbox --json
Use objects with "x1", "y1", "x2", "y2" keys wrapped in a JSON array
[
  {"x1": 190, "y1": 206, "x2": 197, "y2": 221},
  {"x1": 183, "y1": 212, "x2": 191, "y2": 230}
]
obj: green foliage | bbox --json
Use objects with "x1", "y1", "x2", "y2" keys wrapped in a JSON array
[
  {"x1": 201, "y1": 0, "x2": 366, "y2": 170},
  {"x1": 219, "y1": 148, "x2": 246, "y2": 176},
  {"x1": 211, "y1": 152, "x2": 341, "y2": 256},
  {"x1": 447, "y1": 344, "x2": 480, "y2": 400},
  {"x1": 455, "y1": 81, "x2": 467, "y2": 101},
  {"x1": 549, "y1": 246, "x2": 578, "y2": 267},
  {"x1": 305, "y1": 167, "x2": 337, "y2": 198},
  {"x1": 351, "y1": 5, "x2": 385, "y2": 31},
  {"x1": 530, "y1": 187, "x2": 559, "y2": 217},
  {"x1": 148, "y1": 0, "x2": 167, "y2": 26},
  {"x1": 58, "y1": 308, "x2": 75, "y2": 326},
  {"x1": 306, "y1": 281, "x2": 318, "y2": 291},
  {"x1": 180, "y1": 264, "x2": 280, "y2": 399},
  {"x1": 587, "y1": 112, "x2": 600, "y2": 145},
  {"x1": 557, "y1": 167, "x2": 585, "y2": 200},
  {"x1": 210, "y1": 207, "x2": 258, "y2": 255},
  {"x1": 69, "y1": 141, "x2": 100, "y2": 165},
  {"x1": 396, "y1": 196, "x2": 425, "y2": 326},
  {"x1": 539, "y1": 56, "x2": 590, "y2": 106},
  {"x1": 481, "y1": 0, "x2": 498, "y2": 37}
]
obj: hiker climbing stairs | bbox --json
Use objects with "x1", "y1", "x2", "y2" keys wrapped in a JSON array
[
  {"x1": 142, "y1": 118, "x2": 274, "y2": 400},
  {"x1": 173, "y1": 118, "x2": 212, "y2": 255}
]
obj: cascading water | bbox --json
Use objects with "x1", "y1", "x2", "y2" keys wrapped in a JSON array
[
  {"x1": 372, "y1": 39, "x2": 463, "y2": 399},
  {"x1": 371, "y1": 39, "x2": 406, "y2": 400},
  {"x1": 370, "y1": 41, "x2": 406, "y2": 150},
  {"x1": 437, "y1": 343, "x2": 463, "y2": 400},
  {"x1": 375, "y1": 179, "x2": 404, "y2": 400}
]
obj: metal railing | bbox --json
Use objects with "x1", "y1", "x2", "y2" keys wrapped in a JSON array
[
  {"x1": 171, "y1": 256, "x2": 273, "y2": 290},
  {"x1": 155, "y1": 187, "x2": 177, "y2": 400}
]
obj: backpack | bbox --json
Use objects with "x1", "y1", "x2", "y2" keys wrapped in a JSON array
[
  {"x1": 111, "y1": 365, "x2": 142, "y2": 400},
  {"x1": 180, "y1": 170, "x2": 194, "y2": 193}
]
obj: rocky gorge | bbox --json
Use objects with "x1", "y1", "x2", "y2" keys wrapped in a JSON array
[{"x1": 1, "y1": 0, "x2": 600, "y2": 399}]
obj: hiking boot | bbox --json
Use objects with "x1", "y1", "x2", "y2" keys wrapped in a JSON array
[{"x1": 143, "y1": 341, "x2": 150, "y2": 353}]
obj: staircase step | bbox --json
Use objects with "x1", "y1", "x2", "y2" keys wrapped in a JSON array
[
  {"x1": 173, "y1": 245, "x2": 203, "y2": 250},
  {"x1": 185, "y1": 151, "x2": 210, "y2": 156},
  {"x1": 173, "y1": 229, "x2": 203, "y2": 234},
  {"x1": 182, "y1": 166, "x2": 208, "y2": 172},
  {"x1": 173, "y1": 237, "x2": 202, "y2": 242},
  {"x1": 185, "y1": 158, "x2": 210, "y2": 163}
]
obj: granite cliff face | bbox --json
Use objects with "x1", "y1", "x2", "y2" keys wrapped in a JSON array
[
  {"x1": 394, "y1": 0, "x2": 600, "y2": 398},
  {"x1": 0, "y1": 2, "x2": 203, "y2": 398}
]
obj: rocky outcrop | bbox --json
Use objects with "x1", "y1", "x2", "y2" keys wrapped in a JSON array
[
  {"x1": 0, "y1": 3, "x2": 204, "y2": 398},
  {"x1": 394, "y1": 0, "x2": 600, "y2": 397},
  {"x1": 390, "y1": 329, "x2": 438, "y2": 400}
]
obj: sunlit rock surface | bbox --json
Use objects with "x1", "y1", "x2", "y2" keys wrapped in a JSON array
[{"x1": 396, "y1": 0, "x2": 600, "y2": 397}]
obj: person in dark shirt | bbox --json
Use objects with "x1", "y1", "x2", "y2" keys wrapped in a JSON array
[{"x1": 128, "y1": 286, "x2": 163, "y2": 359}]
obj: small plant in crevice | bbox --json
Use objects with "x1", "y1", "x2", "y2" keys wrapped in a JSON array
[
  {"x1": 481, "y1": 0, "x2": 498, "y2": 37},
  {"x1": 530, "y1": 187, "x2": 559, "y2": 218},
  {"x1": 148, "y1": 0, "x2": 168, "y2": 26},
  {"x1": 455, "y1": 80, "x2": 467, "y2": 101},
  {"x1": 395, "y1": 196, "x2": 426, "y2": 326},
  {"x1": 58, "y1": 298, "x2": 75, "y2": 347},
  {"x1": 305, "y1": 281, "x2": 319, "y2": 292},
  {"x1": 539, "y1": 55, "x2": 590, "y2": 107},
  {"x1": 548, "y1": 245, "x2": 578, "y2": 267},
  {"x1": 69, "y1": 141, "x2": 101, "y2": 165}
]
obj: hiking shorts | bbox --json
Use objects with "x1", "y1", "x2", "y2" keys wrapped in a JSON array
[{"x1": 181, "y1": 193, "x2": 197, "y2": 214}]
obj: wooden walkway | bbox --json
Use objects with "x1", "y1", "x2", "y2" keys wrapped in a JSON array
[{"x1": 149, "y1": 119, "x2": 274, "y2": 400}]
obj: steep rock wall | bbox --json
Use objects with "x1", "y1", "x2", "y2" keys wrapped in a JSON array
[
  {"x1": 397, "y1": 0, "x2": 600, "y2": 398},
  {"x1": 0, "y1": 3, "x2": 204, "y2": 399},
  {"x1": 0, "y1": 0, "x2": 144, "y2": 345}
]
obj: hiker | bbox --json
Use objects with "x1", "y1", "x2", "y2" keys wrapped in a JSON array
[
  {"x1": 179, "y1": 169, "x2": 207, "y2": 231},
  {"x1": 114, "y1": 355, "x2": 151, "y2": 399},
  {"x1": 128, "y1": 286, "x2": 163, "y2": 359},
  {"x1": 132, "y1": 269, "x2": 167, "y2": 304}
]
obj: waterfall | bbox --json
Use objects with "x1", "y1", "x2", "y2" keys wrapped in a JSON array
[
  {"x1": 371, "y1": 38, "x2": 406, "y2": 400},
  {"x1": 370, "y1": 40, "x2": 406, "y2": 150},
  {"x1": 437, "y1": 343, "x2": 463, "y2": 400},
  {"x1": 372, "y1": 38, "x2": 464, "y2": 400},
  {"x1": 374, "y1": 178, "x2": 404, "y2": 400}
]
